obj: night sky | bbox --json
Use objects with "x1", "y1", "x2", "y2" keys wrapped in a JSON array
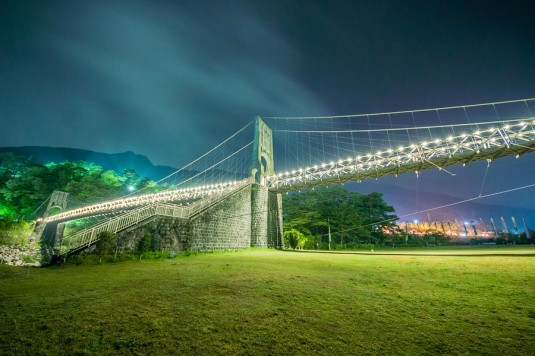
[{"x1": 1, "y1": 1, "x2": 535, "y2": 215}]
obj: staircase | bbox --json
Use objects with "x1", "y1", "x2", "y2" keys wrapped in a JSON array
[{"x1": 58, "y1": 178, "x2": 253, "y2": 257}]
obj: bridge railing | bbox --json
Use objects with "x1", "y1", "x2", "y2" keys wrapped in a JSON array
[
  {"x1": 267, "y1": 118, "x2": 535, "y2": 192},
  {"x1": 43, "y1": 180, "x2": 244, "y2": 223}
]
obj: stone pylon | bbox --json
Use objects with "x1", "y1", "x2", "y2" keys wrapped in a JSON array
[
  {"x1": 250, "y1": 117, "x2": 284, "y2": 249},
  {"x1": 44, "y1": 191, "x2": 70, "y2": 218}
]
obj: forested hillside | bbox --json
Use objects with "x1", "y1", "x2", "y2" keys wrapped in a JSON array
[{"x1": 0, "y1": 152, "x2": 159, "y2": 219}]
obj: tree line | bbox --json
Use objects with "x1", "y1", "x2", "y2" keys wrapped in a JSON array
[
  {"x1": 0, "y1": 152, "x2": 159, "y2": 220},
  {"x1": 283, "y1": 185, "x2": 405, "y2": 249}
]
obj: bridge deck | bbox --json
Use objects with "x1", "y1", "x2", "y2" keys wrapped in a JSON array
[{"x1": 267, "y1": 121, "x2": 535, "y2": 193}]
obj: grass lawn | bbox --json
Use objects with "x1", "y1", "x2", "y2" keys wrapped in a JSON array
[{"x1": 1, "y1": 247, "x2": 534, "y2": 355}]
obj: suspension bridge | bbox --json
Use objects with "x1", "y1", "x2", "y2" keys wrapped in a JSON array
[{"x1": 34, "y1": 98, "x2": 535, "y2": 261}]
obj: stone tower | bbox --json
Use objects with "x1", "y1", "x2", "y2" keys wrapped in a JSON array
[{"x1": 250, "y1": 117, "x2": 283, "y2": 248}]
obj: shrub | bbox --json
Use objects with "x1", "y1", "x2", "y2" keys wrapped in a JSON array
[
  {"x1": 95, "y1": 231, "x2": 116, "y2": 256},
  {"x1": 284, "y1": 229, "x2": 307, "y2": 250},
  {"x1": 138, "y1": 233, "x2": 152, "y2": 259},
  {"x1": 0, "y1": 219, "x2": 34, "y2": 246}
]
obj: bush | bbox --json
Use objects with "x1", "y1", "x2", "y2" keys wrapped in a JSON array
[
  {"x1": 20, "y1": 254, "x2": 36, "y2": 263},
  {"x1": 95, "y1": 231, "x2": 116, "y2": 256},
  {"x1": 284, "y1": 229, "x2": 307, "y2": 250},
  {"x1": 138, "y1": 233, "x2": 152, "y2": 259},
  {"x1": 0, "y1": 218, "x2": 34, "y2": 246}
]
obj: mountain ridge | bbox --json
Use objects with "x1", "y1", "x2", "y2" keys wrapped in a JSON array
[{"x1": 0, "y1": 146, "x2": 176, "y2": 180}]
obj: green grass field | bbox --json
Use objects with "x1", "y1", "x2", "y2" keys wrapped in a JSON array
[{"x1": 1, "y1": 247, "x2": 534, "y2": 355}]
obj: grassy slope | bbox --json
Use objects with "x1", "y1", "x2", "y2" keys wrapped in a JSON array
[{"x1": 1, "y1": 247, "x2": 534, "y2": 355}]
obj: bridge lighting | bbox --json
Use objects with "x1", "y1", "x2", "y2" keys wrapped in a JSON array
[
  {"x1": 388, "y1": 149, "x2": 393, "y2": 153},
  {"x1": 461, "y1": 133, "x2": 467, "y2": 137},
  {"x1": 338, "y1": 160, "x2": 344, "y2": 164},
  {"x1": 366, "y1": 153, "x2": 371, "y2": 157},
  {"x1": 346, "y1": 157, "x2": 352, "y2": 162},
  {"x1": 285, "y1": 171, "x2": 289, "y2": 176},
  {"x1": 434, "y1": 139, "x2": 440, "y2": 144},
  {"x1": 398, "y1": 146, "x2": 404, "y2": 151},
  {"x1": 128, "y1": 186, "x2": 135, "y2": 191},
  {"x1": 329, "y1": 161, "x2": 334, "y2": 165},
  {"x1": 377, "y1": 151, "x2": 382, "y2": 155},
  {"x1": 321, "y1": 163, "x2": 326, "y2": 168},
  {"x1": 356, "y1": 156, "x2": 361, "y2": 160},
  {"x1": 447, "y1": 136, "x2": 453, "y2": 141},
  {"x1": 520, "y1": 122, "x2": 526, "y2": 126},
  {"x1": 410, "y1": 144, "x2": 416, "y2": 148},
  {"x1": 421, "y1": 141, "x2": 428, "y2": 146},
  {"x1": 474, "y1": 131, "x2": 480, "y2": 135},
  {"x1": 314, "y1": 165, "x2": 318, "y2": 169},
  {"x1": 504, "y1": 125, "x2": 510, "y2": 129}
]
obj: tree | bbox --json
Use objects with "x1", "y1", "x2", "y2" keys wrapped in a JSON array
[
  {"x1": 283, "y1": 185, "x2": 401, "y2": 248},
  {"x1": 95, "y1": 231, "x2": 116, "y2": 261},
  {"x1": 138, "y1": 233, "x2": 152, "y2": 259},
  {"x1": 284, "y1": 229, "x2": 307, "y2": 250}
]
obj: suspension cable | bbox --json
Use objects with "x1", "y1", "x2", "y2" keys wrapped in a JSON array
[{"x1": 265, "y1": 98, "x2": 535, "y2": 120}]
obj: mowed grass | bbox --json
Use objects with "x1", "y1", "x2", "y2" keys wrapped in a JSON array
[{"x1": 1, "y1": 247, "x2": 535, "y2": 355}]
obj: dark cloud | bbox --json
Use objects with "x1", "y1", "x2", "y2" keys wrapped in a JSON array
[{"x1": 1, "y1": 1, "x2": 325, "y2": 166}]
